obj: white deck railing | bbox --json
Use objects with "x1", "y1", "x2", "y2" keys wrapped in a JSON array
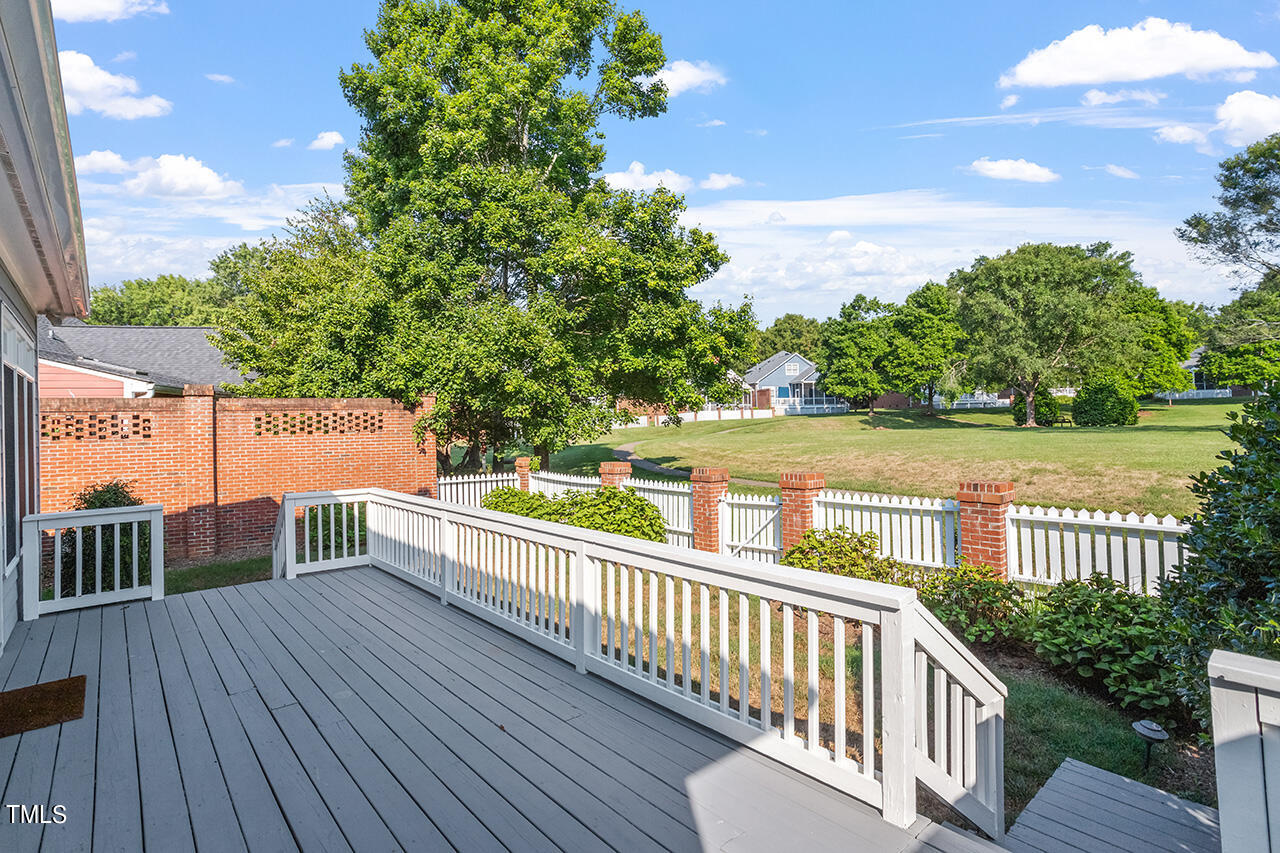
[
  {"x1": 814, "y1": 491, "x2": 960, "y2": 569},
  {"x1": 1209, "y1": 649, "x2": 1280, "y2": 853},
  {"x1": 22, "y1": 504, "x2": 164, "y2": 619},
  {"x1": 272, "y1": 487, "x2": 1006, "y2": 837},
  {"x1": 1006, "y1": 506, "x2": 1187, "y2": 594}
]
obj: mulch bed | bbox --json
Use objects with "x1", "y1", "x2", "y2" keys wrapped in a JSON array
[{"x1": 0, "y1": 675, "x2": 86, "y2": 738}]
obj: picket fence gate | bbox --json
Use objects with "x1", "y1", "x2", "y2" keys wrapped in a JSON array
[{"x1": 719, "y1": 492, "x2": 783, "y2": 563}]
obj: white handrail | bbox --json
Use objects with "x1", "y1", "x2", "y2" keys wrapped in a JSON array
[
  {"x1": 22, "y1": 504, "x2": 164, "y2": 619},
  {"x1": 274, "y1": 486, "x2": 1006, "y2": 836}
]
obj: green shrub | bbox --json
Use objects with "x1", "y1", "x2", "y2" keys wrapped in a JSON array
[
  {"x1": 1073, "y1": 380, "x2": 1139, "y2": 426},
  {"x1": 481, "y1": 486, "x2": 666, "y2": 542},
  {"x1": 1031, "y1": 575, "x2": 1177, "y2": 719},
  {"x1": 1161, "y1": 387, "x2": 1280, "y2": 729},
  {"x1": 1011, "y1": 385, "x2": 1061, "y2": 426},
  {"x1": 782, "y1": 527, "x2": 1025, "y2": 644},
  {"x1": 60, "y1": 479, "x2": 152, "y2": 595}
]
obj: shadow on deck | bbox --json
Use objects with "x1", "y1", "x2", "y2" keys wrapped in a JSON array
[{"x1": 0, "y1": 567, "x2": 992, "y2": 852}]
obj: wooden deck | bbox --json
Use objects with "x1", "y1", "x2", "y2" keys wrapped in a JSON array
[
  {"x1": 0, "y1": 567, "x2": 993, "y2": 852},
  {"x1": 1006, "y1": 758, "x2": 1220, "y2": 853}
]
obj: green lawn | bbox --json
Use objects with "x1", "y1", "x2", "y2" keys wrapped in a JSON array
[
  {"x1": 555, "y1": 398, "x2": 1253, "y2": 516},
  {"x1": 164, "y1": 555, "x2": 272, "y2": 595}
]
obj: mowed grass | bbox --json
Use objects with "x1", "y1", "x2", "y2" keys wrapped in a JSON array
[
  {"x1": 557, "y1": 398, "x2": 1254, "y2": 516},
  {"x1": 165, "y1": 555, "x2": 272, "y2": 595}
]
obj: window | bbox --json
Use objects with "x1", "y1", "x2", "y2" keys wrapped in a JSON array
[
  {"x1": 2, "y1": 308, "x2": 35, "y2": 575},
  {"x1": 784, "y1": 362, "x2": 800, "y2": 376}
]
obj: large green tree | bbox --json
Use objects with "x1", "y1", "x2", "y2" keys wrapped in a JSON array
[
  {"x1": 756, "y1": 313, "x2": 822, "y2": 363},
  {"x1": 1118, "y1": 285, "x2": 1197, "y2": 397},
  {"x1": 219, "y1": 0, "x2": 753, "y2": 469},
  {"x1": 1198, "y1": 272, "x2": 1280, "y2": 388},
  {"x1": 881, "y1": 282, "x2": 965, "y2": 412},
  {"x1": 947, "y1": 243, "x2": 1147, "y2": 426},
  {"x1": 1177, "y1": 132, "x2": 1280, "y2": 278},
  {"x1": 816, "y1": 296, "x2": 894, "y2": 414}
]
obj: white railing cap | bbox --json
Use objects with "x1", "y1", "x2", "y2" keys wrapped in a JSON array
[
  {"x1": 25, "y1": 504, "x2": 164, "y2": 524},
  {"x1": 1208, "y1": 649, "x2": 1280, "y2": 693}
]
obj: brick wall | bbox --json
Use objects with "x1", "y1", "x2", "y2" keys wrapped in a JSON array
[
  {"x1": 39, "y1": 386, "x2": 437, "y2": 563},
  {"x1": 955, "y1": 480, "x2": 1016, "y2": 576}
]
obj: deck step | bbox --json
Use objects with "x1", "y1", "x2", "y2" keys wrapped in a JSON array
[{"x1": 1006, "y1": 758, "x2": 1219, "y2": 853}]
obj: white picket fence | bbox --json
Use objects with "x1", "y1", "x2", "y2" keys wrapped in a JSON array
[
  {"x1": 529, "y1": 470, "x2": 602, "y2": 496},
  {"x1": 612, "y1": 408, "x2": 775, "y2": 429},
  {"x1": 719, "y1": 492, "x2": 783, "y2": 563},
  {"x1": 814, "y1": 491, "x2": 960, "y2": 570},
  {"x1": 273, "y1": 487, "x2": 1008, "y2": 838},
  {"x1": 623, "y1": 477, "x2": 695, "y2": 549},
  {"x1": 437, "y1": 472, "x2": 519, "y2": 507},
  {"x1": 1006, "y1": 505, "x2": 1188, "y2": 594}
]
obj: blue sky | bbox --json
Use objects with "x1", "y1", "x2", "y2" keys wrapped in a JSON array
[{"x1": 53, "y1": 1, "x2": 1280, "y2": 322}]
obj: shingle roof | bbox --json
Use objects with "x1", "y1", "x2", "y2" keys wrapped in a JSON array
[
  {"x1": 37, "y1": 316, "x2": 245, "y2": 390},
  {"x1": 742, "y1": 351, "x2": 794, "y2": 385}
]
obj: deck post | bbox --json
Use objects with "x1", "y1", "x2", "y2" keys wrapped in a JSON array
[
  {"x1": 150, "y1": 511, "x2": 165, "y2": 600},
  {"x1": 21, "y1": 516, "x2": 38, "y2": 620},
  {"x1": 283, "y1": 496, "x2": 299, "y2": 580},
  {"x1": 879, "y1": 604, "x2": 917, "y2": 828},
  {"x1": 441, "y1": 510, "x2": 456, "y2": 606}
]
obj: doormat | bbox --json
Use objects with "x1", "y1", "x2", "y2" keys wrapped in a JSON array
[{"x1": 0, "y1": 675, "x2": 86, "y2": 738}]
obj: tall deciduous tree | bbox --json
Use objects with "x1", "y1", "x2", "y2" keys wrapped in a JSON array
[
  {"x1": 218, "y1": 0, "x2": 754, "y2": 468},
  {"x1": 882, "y1": 282, "x2": 964, "y2": 412},
  {"x1": 816, "y1": 296, "x2": 894, "y2": 414},
  {"x1": 947, "y1": 242, "x2": 1145, "y2": 427},
  {"x1": 1199, "y1": 272, "x2": 1280, "y2": 388},
  {"x1": 1177, "y1": 133, "x2": 1280, "y2": 278},
  {"x1": 756, "y1": 313, "x2": 822, "y2": 362}
]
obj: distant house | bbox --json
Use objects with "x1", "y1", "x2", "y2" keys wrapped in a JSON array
[
  {"x1": 741, "y1": 351, "x2": 914, "y2": 413},
  {"x1": 37, "y1": 316, "x2": 244, "y2": 398},
  {"x1": 1155, "y1": 346, "x2": 1251, "y2": 401}
]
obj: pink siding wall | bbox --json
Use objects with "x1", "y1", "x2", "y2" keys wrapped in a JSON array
[{"x1": 39, "y1": 362, "x2": 127, "y2": 398}]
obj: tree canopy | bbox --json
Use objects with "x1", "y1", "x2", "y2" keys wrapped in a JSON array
[
  {"x1": 947, "y1": 242, "x2": 1149, "y2": 426},
  {"x1": 215, "y1": 0, "x2": 754, "y2": 469},
  {"x1": 1197, "y1": 272, "x2": 1280, "y2": 388},
  {"x1": 756, "y1": 313, "x2": 822, "y2": 363},
  {"x1": 816, "y1": 296, "x2": 894, "y2": 412},
  {"x1": 1177, "y1": 132, "x2": 1280, "y2": 278}
]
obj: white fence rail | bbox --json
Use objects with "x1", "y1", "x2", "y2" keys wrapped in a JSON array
[
  {"x1": 719, "y1": 492, "x2": 782, "y2": 563},
  {"x1": 22, "y1": 504, "x2": 164, "y2": 619},
  {"x1": 1006, "y1": 506, "x2": 1187, "y2": 594},
  {"x1": 814, "y1": 491, "x2": 960, "y2": 570},
  {"x1": 529, "y1": 470, "x2": 601, "y2": 497},
  {"x1": 438, "y1": 472, "x2": 519, "y2": 507},
  {"x1": 623, "y1": 477, "x2": 695, "y2": 549},
  {"x1": 272, "y1": 487, "x2": 1007, "y2": 838},
  {"x1": 1209, "y1": 649, "x2": 1280, "y2": 853},
  {"x1": 612, "y1": 408, "x2": 775, "y2": 429}
]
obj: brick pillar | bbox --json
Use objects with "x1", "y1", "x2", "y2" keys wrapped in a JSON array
[
  {"x1": 956, "y1": 481, "x2": 1016, "y2": 576},
  {"x1": 183, "y1": 385, "x2": 218, "y2": 561},
  {"x1": 515, "y1": 457, "x2": 532, "y2": 491},
  {"x1": 416, "y1": 393, "x2": 439, "y2": 499},
  {"x1": 599, "y1": 460, "x2": 631, "y2": 488},
  {"x1": 691, "y1": 467, "x2": 730, "y2": 553},
  {"x1": 779, "y1": 472, "x2": 825, "y2": 551}
]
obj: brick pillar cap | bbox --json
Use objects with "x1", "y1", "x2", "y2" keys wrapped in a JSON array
[
  {"x1": 600, "y1": 461, "x2": 632, "y2": 474},
  {"x1": 957, "y1": 480, "x2": 1016, "y2": 504},
  {"x1": 691, "y1": 467, "x2": 730, "y2": 483},
  {"x1": 514, "y1": 456, "x2": 531, "y2": 470},
  {"x1": 780, "y1": 472, "x2": 825, "y2": 490},
  {"x1": 182, "y1": 384, "x2": 216, "y2": 396}
]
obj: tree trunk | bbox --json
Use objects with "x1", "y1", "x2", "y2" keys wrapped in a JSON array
[
  {"x1": 535, "y1": 444, "x2": 551, "y2": 473},
  {"x1": 462, "y1": 443, "x2": 484, "y2": 471},
  {"x1": 493, "y1": 456, "x2": 506, "y2": 474},
  {"x1": 1025, "y1": 390, "x2": 1037, "y2": 427},
  {"x1": 924, "y1": 382, "x2": 936, "y2": 414}
]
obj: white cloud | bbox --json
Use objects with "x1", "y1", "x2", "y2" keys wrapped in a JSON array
[
  {"x1": 680, "y1": 189, "x2": 1236, "y2": 321},
  {"x1": 306, "y1": 131, "x2": 345, "y2": 151},
  {"x1": 74, "y1": 149, "x2": 133, "y2": 175},
  {"x1": 1000, "y1": 95, "x2": 1020, "y2": 110},
  {"x1": 58, "y1": 51, "x2": 171, "y2": 120},
  {"x1": 700, "y1": 173, "x2": 745, "y2": 191},
  {"x1": 1154, "y1": 124, "x2": 1212, "y2": 154},
  {"x1": 967, "y1": 157, "x2": 1060, "y2": 183},
  {"x1": 205, "y1": 73, "x2": 235, "y2": 84},
  {"x1": 698, "y1": 119, "x2": 727, "y2": 128},
  {"x1": 121, "y1": 155, "x2": 244, "y2": 198},
  {"x1": 745, "y1": 129, "x2": 768, "y2": 137},
  {"x1": 1215, "y1": 90, "x2": 1280, "y2": 146},
  {"x1": 603, "y1": 161, "x2": 693, "y2": 192},
  {"x1": 899, "y1": 133, "x2": 943, "y2": 139},
  {"x1": 1081, "y1": 88, "x2": 1165, "y2": 106},
  {"x1": 271, "y1": 138, "x2": 294, "y2": 148},
  {"x1": 52, "y1": 0, "x2": 168, "y2": 23},
  {"x1": 1104, "y1": 164, "x2": 1140, "y2": 179},
  {"x1": 111, "y1": 51, "x2": 136, "y2": 63},
  {"x1": 999, "y1": 18, "x2": 1276, "y2": 88},
  {"x1": 650, "y1": 60, "x2": 727, "y2": 97}
]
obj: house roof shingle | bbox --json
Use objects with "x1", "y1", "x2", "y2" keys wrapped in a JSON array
[{"x1": 37, "y1": 316, "x2": 245, "y2": 390}]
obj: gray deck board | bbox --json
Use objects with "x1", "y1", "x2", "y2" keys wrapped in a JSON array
[
  {"x1": 1007, "y1": 757, "x2": 1220, "y2": 853},
  {"x1": 0, "y1": 567, "x2": 1000, "y2": 852}
]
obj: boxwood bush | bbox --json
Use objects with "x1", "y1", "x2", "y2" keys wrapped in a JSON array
[
  {"x1": 481, "y1": 485, "x2": 666, "y2": 542},
  {"x1": 1011, "y1": 385, "x2": 1061, "y2": 426},
  {"x1": 1073, "y1": 379, "x2": 1139, "y2": 426}
]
